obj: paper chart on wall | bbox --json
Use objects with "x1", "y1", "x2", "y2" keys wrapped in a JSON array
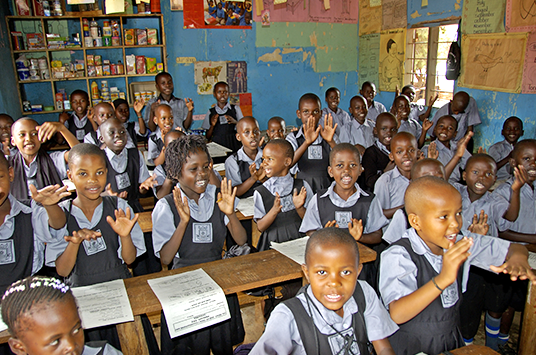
[
  {"x1": 253, "y1": 0, "x2": 309, "y2": 23},
  {"x1": 308, "y1": 0, "x2": 359, "y2": 24},
  {"x1": 458, "y1": 33, "x2": 527, "y2": 93},
  {"x1": 194, "y1": 61, "x2": 227, "y2": 95},
  {"x1": 462, "y1": 0, "x2": 506, "y2": 34},
  {"x1": 505, "y1": 0, "x2": 536, "y2": 32},
  {"x1": 379, "y1": 28, "x2": 405, "y2": 92},
  {"x1": 522, "y1": 32, "x2": 536, "y2": 93},
  {"x1": 381, "y1": 0, "x2": 406, "y2": 31},
  {"x1": 359, "y1": 0, "x2": 382, "y2": 35},
  {"x1": 358, "y1": 33, "x2": 380, "y2": 88}
]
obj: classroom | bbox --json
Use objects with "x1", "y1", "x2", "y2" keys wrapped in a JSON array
[{"x1": 0, "y1": 0, "x2": 535, "y2": 354}]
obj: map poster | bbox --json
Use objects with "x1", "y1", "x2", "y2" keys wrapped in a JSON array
[{"x1": 379, "y1": 28, "x2": 405, "y2": 92}]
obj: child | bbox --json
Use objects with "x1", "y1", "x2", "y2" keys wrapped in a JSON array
[
  {"x1": 300, "y1": 143, "x2": 388, "y2": 245},
  {"x1": 321, "y1": 87, "x2": 351, "y2": 136},
  {"x1": 339, "y1": 95, "x2": 374, "y2": 153},
  {"x1": 489, "y1": 116, "x2": 524, "y2": 184},
  {"x1": 378, "y1": 176, "x2": 535, "y2": 355},
  {"x1": 266, "y1": 116, "x2": 286, "y2": 142},
  {"x1": 99, "y1": 118, "x2": 156, "y2": 212},
  {"x1": 430, "y1": 91, "x2": 481, "y2": 143},
  {"x1": 202, "y1": 81, "x2": 243, "y2": 153},
  {"x1": 253, "y1": 139, "x2": 312, "y2": 251},
  {"x1": 2, "y1": 276, "x2": 123, "y2": 355},
  {"x1": 392, "y1": 95, "x2": 432, "y2": 148},
  {"x1": 374, "y1": 132, "x2": 417, "y2": 220},
  {"x1": 10, "y1": 118, "x2": 78, "y2": 200},
  {"x1": 359, "y1": 112, "x2": 397, "y2": 192},
  {"x1": 421, "y1": 115, "x2": 471, "y2": 184},
  {"x1": 83, "y1": 102, "x2": 117, "y2": 147},
  {"x1": 286, "y1": 93, "x2": 337, "y2": 193},
  {"x1": 144, "y1": 72, "x2": 194, "y2": 132},
  {"x1": 251, "y1": 228, "x2": 398, "y2": 355},
  {"x1": 152, "y1": 135, "x2": 246, "y2": 354},
  {"x1": 59, "y1": 90, "x2": 96, "y2": 143},
  {"x1": 359, "y1": 81, "x2": 386, "y2": 123},
  {"x1": 0, "y1": 114, "x2": 15, "y2": 156},
  {"x1": 148, "y1": 103, "x2": 174, "y2": 166},
  {"x1": 113, "y1": 98, "x2": 147, "y2": 148},
  {"x1": 399, "y1": 84, "x2": 437, "y2": 122}
]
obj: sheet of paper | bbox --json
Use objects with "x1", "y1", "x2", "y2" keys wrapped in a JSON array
[
  {"x1": 212, "y1": 163, "x2": 225, "y2": 172},
  {"x1": 71, "y1": 280, "x2": 133, "y2": 330},
  {"x1": 308, "y1": 0, "x2": 359, "y2": 24},
  {"x1": 358, "y1": 33, "x2": 381, "y2": 88},
  {"x1": 462, "y1": 0, "x2": 505, "y2": 34},
  {"x1": 207, "y1": 142, "x2": 232, "y2": 157},
  {"x1": 253, "y1": 0, "x2": 309, "y2": 23},
  {"x1": 522, "y1": 32, "x2": 536, "y2": 93},
  {"x1": 359, "y1": 0, "x2": 382, "y2": 35},
  {"x1": 529, "y1": 252, "x2": 536, "y2": 270},
  {"x1": 0, "y1": 307, "x2": 7, "y2": 332},
  {"x1": 379, "y1": 28, "x2": 406, "y2": 92},
  {"x1": 271, "y1": 236, "x2": 310, "y2": 265},
  {"x1": 382, "y1": 0, "x2": 407, "y2": 31},
  {"x1": 148, "y1": 269, "x2": 230, "y2": 338},
  {"x1": 236, "y1": 196, "x2": 254, "y2": 217},
  {"x1": 105, "y1": 0, "x2": 125, "y2": 14},
  {"x1": 370, "y1": 0, "x2": 382, "y2": 7},
  {"x1": 506, "y1": 0, "x2": 536, "y2": 32}
]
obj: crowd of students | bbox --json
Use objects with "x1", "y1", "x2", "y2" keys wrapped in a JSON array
[{"x1": 0, "y1": 73, "x2": 535, "y2": 355}]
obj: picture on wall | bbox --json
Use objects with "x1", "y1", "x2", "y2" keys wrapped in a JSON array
[
  {"x1": 184, "y1": 0, "x2": 252, "y2": 28},
  {"x1": 194, "y1": 61, "x2": 228, "y2": 95},
  {"x1": 227, "y1": 61, "x2": 247, "y2": 93},
  {"x1": 379, "y1": 28, "x2": 406, "y2": 92},
  {"x1": 171, "y1": 0, "x2": 184, "y2": 11}
]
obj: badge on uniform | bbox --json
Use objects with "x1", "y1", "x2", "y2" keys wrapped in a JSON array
[
  {"x1": 76, "y1": 129, "x2": 85, "y2": 141},
  {"x1": 0, "y1": 240, "x2": 15, "y2": 265},
  {"x1": 328, "y1": 328, "x2": 359, "y2": 354},
  {"x1": 115, "y1": 172, "x2": 131, "y2": 190},
  {"x1": 308, "y1": 145, "x2": 323, "y2": 160},
  {"x1": 280, "y1": 194, "x2": 295, "y2": 213},
  {"x1": 83, "y1": 231, "x2": 107, "y2": 256},
  {"x1": 441, "y1": 280, "x2": 459, "y2": 308},
  {"x1": 193, "y1": 223, "x2": 213, "y2": 243},
  {"x1": 335, "y1": 211, "x2": 352, "y2": 227},
  {"x1": 219, "y1": 115, "x2": 228, "y2": 124}
]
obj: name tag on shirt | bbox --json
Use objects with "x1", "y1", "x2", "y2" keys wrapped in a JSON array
[
  {"x1": 328, "y1": 328, "x2": 359, "y2": 354},
  {"x1": 335, "y1": 211, "x2": 352, "y2": 228},
  {"x1": 219, "y1": 115, "x2": 229, "y2": 125},
  {"x1": 115, "y1": 172, "x2": 131, "y2": 191},
  {"x1": 76, "y1": 129, "x2": 85, "y2": 141},
  {"x1": 193, "y1": 223, "x2": 213, "y2": 243},
  {"x1": 441, "y1": 280, "x2": 459, "y2": 308},
  {"x1": 0, "y1": 240, "x2": 15, "y2": 265},
  {"x1": 83, "y1": 232, "x2": 107, "y2": 256},
  {"x1": 308, "y1": 145, "x2": 323, "y2": 160},
  {"x1": 280, "y1": 194, "x2": 296, "y2": 213}
]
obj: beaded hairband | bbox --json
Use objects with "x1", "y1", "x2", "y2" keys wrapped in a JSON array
[{"x1": 2, "y1": 277, "x2": 70, "y2": 300}]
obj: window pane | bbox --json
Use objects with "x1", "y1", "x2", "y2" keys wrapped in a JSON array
[
  {"x1": 437, "y1": 43, "x2": 451, "y2": 59},
  {"x1": 415, "y1": 28, "x2": 428, "y2": 42},
  {"x1": 438, "y1": 24, "x2": 458, "y2": 42}
]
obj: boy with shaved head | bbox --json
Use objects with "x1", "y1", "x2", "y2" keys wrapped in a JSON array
[{"x1": 378, "y1": 176, "x2": 535, "y2": 355}]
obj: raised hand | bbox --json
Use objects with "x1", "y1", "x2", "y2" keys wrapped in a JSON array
[
  {"x1": 30, "y1": 184, "x2": 70, "y2": 205},
  {"x1": 477, "y1": 146, "x2": 487, "y2": 154},
  {"x1": 65, "y1": 229, "x2": 102, "y2": 245},
  {"x1": 292, "y1": 186, "x2": 307, "y2": 209},
  {"x1": 303, "y1": 116, "x2": 321, "y2": 145},
  {"x1": 455, "y1": 131, "x2": 474, "y2": 158},
  {"x1": 104, "y1": 183, "x2": 128, "y2": 199},
  {"x1": 429, "y1": 94, "x2": 439, "y2": 106},
  {"x1": 106, "y1": 207, "x2": 139, "y2": 238},
  {"x1": 217, "y1": 177, "x2": 237, "y2": 216},
  {"x1": 427, "y1": 141, "x2": 439, "y2": 159},
  {"x1": 512, "y1": 165, "x2": 529, "y2": 191},
  {"x1": 324, "y1": 220, "x2": 338, "y2": 228},
  {"x1": 37, "y1": 122, "x2": 63, "y2": 142},
  {"x1": 185, "y1": 98, "x2": 194, "y2": 112},
  {"x1": 468, "y1": 210, "x2": 489, "y2": 236},
  {"x1": 133, "y1": 98, "x2": 145, "y2": 114},
  {"x1": 225, "y1": 115, "x2": 237, "y2": 124},
  {"x1": 271, "y1": 192, "x2": 282, "y2": 214},
  {"x1": 348, "y1": 218, "x2": 363, "y2": 241},
  {"x1": 320, "y1": 113, "x2": 337, "y2": 144},
  {"x1": 173, "y1": 186, "x2": 190, "y2": 223},
  {"x1": 249, "y1": 162, "x2": 265, "y2": 181},
  {"x1": 436, "y1": 237, "x2": 473, "y2": 289},
  {"x1": 59, "y1": 112, "x2": 69, "y2": 124},
  {"x1": 422, "y1": 118, "x2": 433, "y2": 132},
  {"x1": 210, "y1": 114, "x2": 219, "y2": 127},
  {"x1": 139, "y1": 173, "x2": 158, "y2": 193},
  {"x1": 87, "y1": 107, "x2": 95, "y2": 122}
]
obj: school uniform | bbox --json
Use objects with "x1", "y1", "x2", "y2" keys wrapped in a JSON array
[
  {"x1": 82, "y1": 343, "x2": 123, "y2": 355},
  {"x1": 338, "y1": 118, "x2": 374, "y2": 149},
  {"x1": 238, "y1": 14, "x2": 249, "y2": 26},
  {"x1": 398, "y1": 117, "x2": 422, "y2": 140},
  {"x1": 379, "y1": 228, "x2": 510, "y2": 355},
  {"x1": 65, "y1": 113, "x2": 93, "y2": 142},
  {"x1": 430, "y1": 97, "x2": 481, "y2": 142},
  {"x1": 299, "y1": 182, "x2": 388, "y2": 234},
  {"x1": 124, "y1": 121, "x2": 145, "y2": 147},
  {"x1": 364, "y1": 101, "x2": 387, "y2": 123},
  {"x1": 144, "y1": 94, "x2": 190, "y2": 131},
  {"x1": 374, "y1": 167, "x2": 409, "y2": 216},
  {"x1": 0, "y1": 195, "x2": 54, "y2": 294},
  {"x1": 359, "y1": 140, "x2": 390, "y2": 192},
  {"x1": 225, "y1": 15, "x2": 235, "y2": 25},
  {"x1": 9, "y1": 149, "x2": 66, "y2": 200},
  {"x1": 208, "y1": 4, "x2": 217, "y2": 17},
  {"x1": 250, "y1": 281, "x2": 398, "y2": 355},
  {"x1": 253, "y1": 173, "x2": 313, "y2": 251},
  {"x1": 321, "y1": 107, "x2": 351, "y2": 136},
  {"x1": 104, "y1": 147, "x2": 150, "y2": 213},
  {"x1": 489, "y1": 139, "x2": 514, "y2": 181},
  {"x1": 216, "y1": 6, "x2": 225, "y2": 20},
  {"x1": 286, "y1": 128, "x2": 335, "y2": 193},
  {"x1": 152, "y1": 184, "x2": 245, "y2": 354},
  {"x1": 382, "y1": 209, "x2": 409, "y2": 244},
  {"x1": 202, "y1": 103, "x2": 244, "y2": 152},
  {"x1": 408, "y1": 102, "x2": 427, "y2": 122},
  {"x1": 83, "y1": 129, "x2": 136, "y2": 149},
  {"x1": 147, "y1": 130, "x2": 164, "y2": 165},
  {"x1": 152, "y1": 164, "x2": 221, "y2": 197},
  {"x1": 493, "y1": 178, "x2": 536, "y2": 237},
  {"x1": 224, "y1": 147, "x2": 263, "y2": 198},
  {"x1": 421, "y1": 139, "x2": 471, "y2": 184}
]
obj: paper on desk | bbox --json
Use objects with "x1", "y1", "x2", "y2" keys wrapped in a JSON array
[
  {"x1": 207, "y1": 142, "x2": 232, "y2": 158},
  {"x1": 212, "y1": 163, "x2": 226, "y2": 172},
  {"x1": 236, "y1": 196, "x2": 254, "y2": 217},
  {"x1": 271, "y1": 236, "x2": 310, "y2": 265},
  {"x1": 0, "y1": 307, "x2": 7, "y2": 332},
  {"x1": 71, "y1": 279, "x2": 133, "y2": 329},
  {"x1": 529, "y1": 252, "x2": 536, "y2": 270},
  {"x1": 148, "y1": 269, "x2": 230, "y2": 338}
]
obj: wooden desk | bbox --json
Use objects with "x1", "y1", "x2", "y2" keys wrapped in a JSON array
[
  {"x1": 450, "y1": 344, "x2": 499, "y2": 354},
  {"x1": 518, "y1": 244, "x2": 536, "y2": 355}
]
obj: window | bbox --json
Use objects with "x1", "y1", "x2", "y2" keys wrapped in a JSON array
[{"x1": 405, "y1": 24, "x2": 459, "y2": 108}]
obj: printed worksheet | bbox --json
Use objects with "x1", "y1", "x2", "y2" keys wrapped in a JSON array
[
  {"x1": 237, "y1": 196, "x2": 254, "y2": 217},
  {"x1": 271, "y1": 236, "x2": 310, "y2": 265}
]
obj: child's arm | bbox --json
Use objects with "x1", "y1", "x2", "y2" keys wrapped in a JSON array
[
  {"x1": 183, "y1": 98, "x2": 194, "y2": 130},
  {"x1": 55, "y1": 229, "x2": 102, "y2": 276},
  {"x1": 159, "y1": 188, "x2": 190, "y2": 265},
  {"x1": 417, "y1": 119, "x2": 432, "y2": 148},
  {"x1": 444, "y1": 131, "x2": 473, "y2": 179},
  {"x1": 218, "y1": 178, "x2": 247, "y2": 245},
  {"x1": 147, "y1": 100, "x2": 161, "y2": 132},
  {"x1": 292, "y1": 116, "x2": 321, "y2": 166},
  {"x1": 156, "y1": 177, "x2": 176, "y2": 199},
  {"x1": 103, "y1": 183, "x2": 128, "y2": 199},
  {"x1": 388, "y1": 237, "x2": 473, "y2": 324},
  {"x1": 372, "y1": 339, "x2": 396, "y2": 355},
  {"x1": 29, "y1": 184, "x2": 71, "y2": 229},
  {"x1": 152, "y1": 146, "x2": 166, "y2": 166},
  {"x1": 502, "y1": 166, "x2": 528, "y2": 222},
  {"x1": 235, "y1": 163, "x2": 265, "y2": 197},
  {"x1": 37, "y1": 122, "x2": 80, "y2": 162},
  {"x1": 490, "y1": 243, "x2": 536, "y2": 283},
  {"x1": 256, "y1": 192, "x2": 281, "y2": 232},
  {"x1": 319, "y1": 113, "x2": 338, "y2": 148},
  {"x1": 134, "y1": 99, "x2": 147, "y2": 136},
  {"x1": 106, "y1": 207, "x2": 139, "y2": 264},
  {"x1": 418, "y1": 94, "x2": 438, "y2": 121},
  {"x1": 382, "y1": 205, "x2": 404, "y2": 220},
  {"x1": 205, "y1": 113, "x2": 219, "y2": 140},
  {"x1": 139, "y1": 173, "x2": 158, "y2": 194},
  {"x1": 292, "y1": 186, "x2": 307, "y2": 219},
  {"x1": 499, "y1": 230, "x2": 536, "y2": 245},
  {"x1": 87, "y1": 107, "x2": 98, "y2": 131}
]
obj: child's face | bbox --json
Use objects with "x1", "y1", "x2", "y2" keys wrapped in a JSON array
[
  {"x1": 236, "y1": 118, "x2": 261, "y2": 151},
  {"x1": 178, "y1": 149, "x2": 211, "y2": 198},
  {"x1": 433, "y1": 116, "x2": 457, "y2": 144},
  {"x1": 67, "y1": 154, "x2": 107, "y2": 201},
  {"x1": 348, "y1": 97, "x2": 368, "y2": 125},
  {"x1": 99, "y1": 120, "x2": 127, "y2": 154},
  {"x1": 9, "y1": 299, "x2": 84, "y2": 355},
  {"x1": 373, "y1": 116, "x2": 397, "y2": 149},
  {"x1": 389, "y1": 135, "x2": 417, "y2": 173},
  {"x1": 0, "y1": 164, "x2": 14, "y2": 206},
  {"x1": 213, "y1": 84, "x2": 229, "y2": 106},
  {"x1": 511, "y1": 143, "x2": 536, "y2": 183},
  {"x1": 394, "y1": 97, "x2": 410, "y2": 120},
  {"x1": 463, "y1": 157, "x2": 496, "y2": 198},
  {"x1": 153, "y1": 106, "x2": 174, "y2": 135},
  {"x1": 360, "y1": 84, "x2": 376, "y2": 105},
  {"x1": 261, "y1": 144, "x2": 291, "y2": 178},
  {"x1": 11, "y1": 120, "x2": 40, "y2": 157},
  {"x1": 328, "y1": 150, "x2": 362, "y2": 192},
  {"x1": 402, "y1": 87, "x2": 416, "y2": 102},
  {"x1": 410, "y1": 185, "x2": 463, "y2": 255},
  {"x1": 70, "y1": 93, "x2": 89, "y2": 119},
  {"x1": 267, "y1": 120, "x2": 285, "y2": 141},
  {"x1": 412, "y1": 162, "x2": 445, "y2": 180},
  {"x1": 245, "y1": 12, "x2": 251, "y2": 23},
  {"x1": 502, "y1": 119, "x2": 523, "y2": 145},
  {"x1": 297, "y1": 98, "x2": 321, "y2": 127},
  {"x1": 0, "y1": 116, "x2": 14, "y2": 143},
  {"x1": 94, "y1": 105, "x2": 115, "y2": 126},
  {"x1": 302, "y1": 242, "x2": 358, "y2": 318},
  {"x1": 155, "y1": 74, "x2": 174, "y2": 97},
  {"x1": 325, "y1": 90, "x2": 340, "y2": 112},
  {"x1": 115, "y1": 103, "x2": 130, "y2": 124}
]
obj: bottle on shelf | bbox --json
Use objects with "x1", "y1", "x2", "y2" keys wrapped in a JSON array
[
  {"x1": 43, "y1": 0, "x2": 51, "y2": 16},
  {"x1": 53, "y1": 0, "x2": 63, "y2": 16}
]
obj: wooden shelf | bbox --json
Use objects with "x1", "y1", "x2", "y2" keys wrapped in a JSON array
[{"x1": 7, "y1": 14, "x2": 163, "y2": 20}]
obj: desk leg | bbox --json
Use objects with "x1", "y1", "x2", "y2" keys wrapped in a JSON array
[
  {"x1": 519, "y1": 282, "x2": 536, "y2": 355},
  {"x1": 117, "y1": 315, "x2": 150, "y2": 355}
]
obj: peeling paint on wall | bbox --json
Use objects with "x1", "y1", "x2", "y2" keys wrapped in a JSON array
[
  {"x1": 411, "y1": 11, "x2": 421, "y2": 19},
  {"x1": 257, "y1": 49, "x2": 284, "y2": 64}
]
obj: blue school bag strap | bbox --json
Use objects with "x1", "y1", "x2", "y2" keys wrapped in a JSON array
[{"x1": 283, "y1": 283, "x2": 371, "y2": 355}]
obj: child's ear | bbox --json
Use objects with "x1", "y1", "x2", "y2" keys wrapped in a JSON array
[
  {"x1": 8, "y1": 166, "x2": 14, "y2": 183},
  {"x1": 407, "y1": 212, "x2": 421, "y2": 230},
  {"x1": 388, "y1": 152, "x2": 394, "y2": 162},
  {"x1": 235, "y1": 132, "x2": 242, "y2": 141},
  {"x1": 327, "y1": 165, "x2": 333, "y2": 178},
  {"x1": 153, "y1": 116, "x2": 158, "y2": 125},
  {"x1": 509, "y1": 158, "x2": 517, "y2": 170},
  {"x1": 462, "y1": 170, "x2": 466, "y2": 181},
  {"x1": 99, "y1": 135, "x2": 105, "y2": 143},
  {"x1": 284, "y1": 157, "x2": 292, "y2": 167},
  {"x1": 296, "y1": 109, "x2": 301, "y2": 119},
  {"x1": 67, "y1": 169, "x2": 72, "y2": 181},
  {"x1": 8, "y1": 338, "x2": 27, "y2": 355},
  {"x1": 301, "y1": 264, "x2": 311, "y2": 284},
  {"x1": 372, "y1": 127, "x2": 378, "y2": 137}
]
